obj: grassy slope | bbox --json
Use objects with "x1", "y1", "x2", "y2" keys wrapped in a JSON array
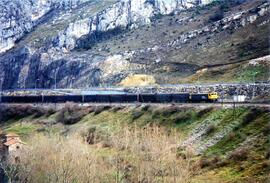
[
  {"x1": 179, "y1": 56, "x2": 270, "y2": 84},
  {"x1": 0, "y1": 105, "x2": 269, "y2": 182}
]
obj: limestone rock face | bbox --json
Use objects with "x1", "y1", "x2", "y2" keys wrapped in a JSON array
[
  {"x1": 57, "y1": 0, "x2": 215, "y2": 51},
  {"x1": 0, "y1": 0, "x2": 91, "y2": 53},
  {"x1": 0, "y1": 0, "x2": 269, "y2": 89},
  {"x1": 0, "y1": 0, "x2": 216, "y2": 53}
]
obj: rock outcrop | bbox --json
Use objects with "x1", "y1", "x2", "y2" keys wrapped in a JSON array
[
  {"x1": 0, "y1": 0, "x2": 92, "y2": 53},
  {"x1": 56, "y1": 0, "x2": 215, "y2": 51},
  {"x1": 0, "y1": 0, "x2": 269, "y2": 89}
]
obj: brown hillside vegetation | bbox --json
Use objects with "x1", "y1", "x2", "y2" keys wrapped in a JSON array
[
  {"x1": 2, "y1": 127, "x2": 195, "y2": 183},
  {"x1": 0, "y1": 104, "x2": 269, "y2": 182}
]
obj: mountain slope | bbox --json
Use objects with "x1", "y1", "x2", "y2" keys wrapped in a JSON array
[{"x1": 0, "y1": 0, "x2": 269, "y2": 89}]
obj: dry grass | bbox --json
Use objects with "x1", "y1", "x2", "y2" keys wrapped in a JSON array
[
  {"x1": 1, "y1": 125, "x2": 198, "y2": 183},
  {"x1": 120, "y1": 74, "x2": 156, "y2": 87},
  {"x1": 107, "y1": 125, "x2": 197, "y2": 182}
]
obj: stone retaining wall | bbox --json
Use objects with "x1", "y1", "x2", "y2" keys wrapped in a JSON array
[{"x1": 125, "y1": 83, "x2": 270, "y2": 100}]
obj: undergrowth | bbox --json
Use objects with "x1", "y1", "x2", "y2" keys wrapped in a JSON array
[{"x1": 0, "y1": 105, "x2": 269, "y2": 182}]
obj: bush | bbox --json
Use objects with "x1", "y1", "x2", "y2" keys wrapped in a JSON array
[
  {"x1": 228, "y1": 148, "x2": 249, "y2": 161},
  {"x1": 199, "y1": 156, "x2": 221, "y2": 168},
  {"x1": 173, "y1": 113, "x2": 191, "y2": 124},
  {"x1": 265, "y1": 149, "x2": 270, "y2": 159},
  {"x1": 2, "y1": 125, "x2": 195, "y2": 183},
  {"x1": 263, "y1": 123, "x2": 270, "y2": 135},
  {"x1": 111, "y1": 106, "x2": 125, "y2": 112},
  {"x1": 205, "y1": 124, "x2": 215, "y2": 135},
  {"x1": 141, "y1": 105, "x2": 150, "y2": 112},
  {"x1": 93, "y1": 106, "x2": 111, "y2": 115},
  {"x1": 56, "y1": 103, "x2": 87, "y2": 125},
  {"x1": 160, "y1": 105, "x2": 179, "y2": 116},
  {"x1": 197, "y1": 107, "x2": 213, "y2": 118},
  {"x1": 151, "y1": 106, "x2": 185, "y2": 119},
  {"x1": 81, "y1": 127, "x2": 109, "y2": 145},
  {"x1": 150, "y1": 108, "x2": 162, "y2": 118},
  {"x1": 45, "y1": 107, "x2": 56, "y2": 117},
  {"x1": 33, "y1": 107, "x2": 49, "y2": 118},
  {"x1": 242, "y1": 108, "x2": 263, "y2": 126},
  {"x1": 131, "y1": 110, "x2": 144, "y2": 121},
  {"x1": 227, "y1": 132, "x2": 236, "y2": 141},
  {"x1": 0, "y1": 105, "x2": 56, "y2": 122}
]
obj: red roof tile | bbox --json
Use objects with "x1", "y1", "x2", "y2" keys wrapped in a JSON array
[
  {"x1": 5, "y1": 133, "x2": 19, "y2": 137},
  {"x1": 3, "y1": 139, "x2": 22, "y2": 146}
]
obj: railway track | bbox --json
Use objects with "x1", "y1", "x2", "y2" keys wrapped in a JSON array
[
  {"x1": 0, "y1": 102, "x2": 269, "y2": 108},
  {"x1": 0, "y1": 93, "x2": 268, "y2": 107}
]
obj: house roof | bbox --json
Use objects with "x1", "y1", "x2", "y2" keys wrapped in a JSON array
[
  {"x1": 3, "y1": 139, "x2": 23, "y2": 146},
  {"x1": 5, "y1": 133, "x2": 19, "y2": 137}
]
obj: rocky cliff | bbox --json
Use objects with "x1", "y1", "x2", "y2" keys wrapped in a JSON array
[
  {"x1": 56, "y1": 0, "x2": 216, "y2": 51},
  {"x1": 0, "y1": 0, "x2": 269, "y2": 89},
  {"x1": 0, "y1": 0, "x2": 93, "y2": 53}
]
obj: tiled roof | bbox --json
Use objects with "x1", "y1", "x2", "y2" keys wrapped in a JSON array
[
  {"x1": 5, "y1": 133, "x2": 19, "y2": 137},
  {"x1": 3, "y1": 139, "x2": 22, "y2": 146}
]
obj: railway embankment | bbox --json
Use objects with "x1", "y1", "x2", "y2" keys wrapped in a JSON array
[
  {"x1": 0, "y1": 103, "x2": 269, "y2": 182},
  {"x1": 125, "y1": 83, "x2": 270, "y2": 100}
]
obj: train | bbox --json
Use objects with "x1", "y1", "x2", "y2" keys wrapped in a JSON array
[{"x1": 0, "y1": 92, "x2": 219, "y2": 103}]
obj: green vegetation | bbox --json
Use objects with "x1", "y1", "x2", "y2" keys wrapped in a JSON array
[
  {"x1": 237, "y1": 65, "x2": 269, "y2": 82},
  {"x1": 4, "y1": 123, "x2": 39, "y2": 138},
  {"x1": 180, "y1": 57, "x2": 269, "y2": 84},
  {"x1": 0, "y1": 104, "x2": 269, "y2": 182}
]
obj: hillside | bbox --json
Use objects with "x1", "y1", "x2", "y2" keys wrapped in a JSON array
[
  {"x1": 0, "y1": 0, "x2": 269, "y2": 89},
  {"x1": 0, "y1": 104, "x2": 269, "y2": 182}
]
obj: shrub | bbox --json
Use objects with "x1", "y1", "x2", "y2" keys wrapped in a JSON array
[
  {"x1": 131, "y1": 110, "x2": 144, "y2": 121},
  {"x1": 160, "y1": 105, "x2": 179, "y2": 116},
  {"x1": 227, "y1": 132, "x2": 237, "y2": 141},
  {"x1": 33, "y1": 107, "x2": 48, "y2": 118},
  {"x1": 56, "y1": 103, "x2": 87, "y2": 125},
  {"x1": 141, "y1": 105, "x2": 150, "y2": 112},
  {"x1": 197, "y1": 107, "x2": 213, "y2": 118},
  {"x1": 111, "y1": 106, "x2": 125, "y2": 112},
  {"x1": 263, "y1": 123, "x2": 270, "y2": 135},
  {"x1": 150, "y1": 107, "x2": 162, "y2": 118},
  {"x1": 173, "y1": 113, "x2": 191, "y2": 124},
  {"x1": 199, "y1": 156, "x2": 221, "y2": 168},
  {"x1": 228, "y1": 148, "x2": 249, "y2": 161},
  {"x1": 0, "y1": 105, "x2": 54, "y2": 122},
  {"x1": 265, "y1": 149, "x2": 270, "y2": 159},
  {"x1": 242, "y1": 108, "x2": 263, "y2": 126},
  {"x1": 1, "y1": 125, "x2": 196, "y2": 183},
  {"x1": 81, "y1": 127, "x2": 109, "y2": 145},
  {"x1": 151, "y1": 106, "x2": 184, "y2": 119},
  {"x1": 85, "y1": 106, "x2": 95, "y2": 113},
  {"x1": 45, "y1": 107, "x2": 56, "y2": 117},
  {"x1": 205, "y1": 124, "x2": 215, "y2": 135},
  {"x1": 93, "y1": 106, "x2": 111, "y2": 115}
]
